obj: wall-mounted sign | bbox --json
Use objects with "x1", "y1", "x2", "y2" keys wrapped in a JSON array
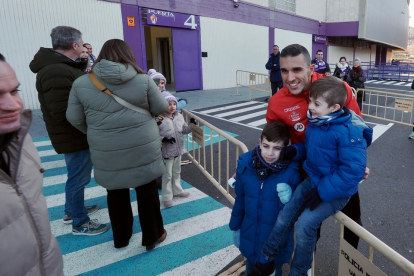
[
  {"x1": 141, "y1": 8, "x2": 198, "y2": 30},
  {"x1": 313, "y1": 35, "x2": 327, "y2": 44},
  {"x1": 127, "y1": 16, "x2": 135, "y2": 27}
]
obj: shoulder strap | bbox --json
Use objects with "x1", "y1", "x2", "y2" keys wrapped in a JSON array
[{"x1": 89, "y1": 72, "x2": 151, "y2": 116}]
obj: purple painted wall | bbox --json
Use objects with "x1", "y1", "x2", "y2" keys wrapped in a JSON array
[
  {"x1": 269, "y1": 27, "x2": 274, "y2": 54},
  {"x1": 325, "y1": 21, "x2": 359, "y2": 37},
  {"x1": 312, "y1": 43, "x2": 327, "y2": 61},
  {"x1": 121, "y1": 4, "x2": 144, "y2": 69}
]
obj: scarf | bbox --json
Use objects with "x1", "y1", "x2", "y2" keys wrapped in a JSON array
[
  {"x1": 251, "y1": 146, "x2": 290, "y2": 180},
  {"x1": 307, "y1": 108, "x2": 344, "y2": 126},
  {"x1": 336, "y1": 62, "x2": 348, "y2": 70},
  {"x1": 352, "y1": 66, "x2": 361, "y2": 74}
]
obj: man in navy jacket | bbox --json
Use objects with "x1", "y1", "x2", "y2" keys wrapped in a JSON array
[{"x1": 266, "y1": 45, "x2": 283, "y2": 96}]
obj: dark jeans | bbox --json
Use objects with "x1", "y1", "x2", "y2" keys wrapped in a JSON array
[
  {"x1": 107, "y1": 179, "x2": 164, "y2": 248},
  {"x1": 271, "y1": 81, "x2": 283, "y2": 96}
]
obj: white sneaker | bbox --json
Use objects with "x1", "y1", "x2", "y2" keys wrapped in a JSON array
[
  {"x1": 307, "y1": 268, "x2": 312, "y2": 276},
  {"x1": 409, "y1": 131, "x2": 414, "y2": 140}
]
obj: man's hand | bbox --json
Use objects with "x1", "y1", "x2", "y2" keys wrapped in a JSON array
[
  {"x1": 190, "y1": 118, "x2": 197, "y2": 125},
  {"x1": 303, "y1": 187, "x2": 322, "y2": 211},
  {"x1": 363, "y1": 167, "x2": 370, "y2": 180},
  {"x1": 279, "y1": 146, "x2": 296, "y2": 161}
]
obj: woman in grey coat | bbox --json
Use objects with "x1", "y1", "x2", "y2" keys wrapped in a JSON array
[{"x1": 67, "y1": 39, "x2": 169, "y2": 250}]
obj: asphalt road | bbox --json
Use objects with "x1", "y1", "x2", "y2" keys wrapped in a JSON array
[{"x1": 182, "y1": 81, "x2": 414, "y2": 276}]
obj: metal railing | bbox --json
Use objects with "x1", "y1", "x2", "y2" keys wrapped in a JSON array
[
  {"x1": 182, "y1": 106, "x2": 414, "y2": 276},
  {"x1": 235, "y1": 70, "x2": 271, "y2": 100},
  {"x1": 181, "y1": 109, "x2": 248, "y2": 205},
  {"x1": 356, "y1": 88, "x2": 414, "y2": 126}
]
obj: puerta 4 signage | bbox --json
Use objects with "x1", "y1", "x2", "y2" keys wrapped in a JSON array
[{"x1": 142, "y1": 8, "x2": 198, "y2": 30}]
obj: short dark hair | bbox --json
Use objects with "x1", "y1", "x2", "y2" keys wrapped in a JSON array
[
  {"x1": 261, "y1": 121, "x2": 290, "y2": 146},
  {"x1": 280, "y1": 44, "x2": 311, "y2": 66},
  {"x1": 316, "y1": 50, "x2": 323, "y2": 54},
  {"x1": 273, "y1": 45, "x2": 279, "y2": 48},
  {"x1": 50, "y1": 26, "x2": 82, "y2": 50},
  {"x1": 310, "y1": 76, "x2": 347, "y2": 108},
  {"x1": 0, "y1": 53, "x2": 5, "y2": 62},
  {"x1": 83, "y1": 43, "x2": 91, "y2": 47},
  {"x1": 339, "y1": 56, "x2": 346, "y2": 62}
]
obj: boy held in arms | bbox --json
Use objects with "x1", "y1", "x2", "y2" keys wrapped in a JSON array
[
  {"x1": 229, "y1": 121, "x2": 301, "y2": 276},
  {"x1": 158, "y1": 92, "x2": 196, "y2": 208},
  {"x1": 250, "y1": 77, "x2": 373, "y2": 276}
]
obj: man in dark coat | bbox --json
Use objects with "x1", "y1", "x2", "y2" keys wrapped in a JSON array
[
  {"x1": 311, "y1": 49, "x2": 330, "y2": 75},
  {"x1": 29, "y1": 26, "x2": 108, "y2": 236},
  {"x1": 265, "y1": 45, "x2": 283, "y2": 96}
]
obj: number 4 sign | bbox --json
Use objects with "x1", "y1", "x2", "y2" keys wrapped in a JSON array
[{"x1": 184, "y1": 15, "x2": 197, "y2": 29}]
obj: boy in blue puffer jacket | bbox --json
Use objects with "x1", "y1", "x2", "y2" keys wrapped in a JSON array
[
  {"x1": 229, "y1": 121, "x2": 301, "y2": 276},
  {"x1": 251, "y1": 76, "x2": 373, "y2": 276}
]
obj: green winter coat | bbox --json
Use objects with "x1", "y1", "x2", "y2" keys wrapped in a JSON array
[
  {"x1": 29, "y1": 47, "x2": 88, "y2": 154},
  {"x1": 66, "y1": 59, "x2": 169, "y2": 190}
]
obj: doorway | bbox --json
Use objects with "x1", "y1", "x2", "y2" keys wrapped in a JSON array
[{"x1": 144, "y1": 26, "x2": 176, "y2": 92}]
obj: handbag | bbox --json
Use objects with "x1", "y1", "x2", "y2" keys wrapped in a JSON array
[{"x1": 89, "y1": 72, "x2": 152, "y2": 116}]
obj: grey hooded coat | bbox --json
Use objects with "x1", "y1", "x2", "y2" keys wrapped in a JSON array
[{"x1": 66, "y1": 60, "x2": 169, "y2": 190}]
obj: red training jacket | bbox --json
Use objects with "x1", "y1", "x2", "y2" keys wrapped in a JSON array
[{"x1": 266, "y1": 72, "x2": 362, "y2": 145}]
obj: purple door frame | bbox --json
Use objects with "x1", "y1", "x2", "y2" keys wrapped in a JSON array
[{"x1": 137, "y1": 7, "x2": 203, "y2": 91}]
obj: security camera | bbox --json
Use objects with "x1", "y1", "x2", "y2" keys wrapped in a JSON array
[
  {"x1": 234, "y1": 3, "x2": 239, "y2": 7},
  {"x1": 233, "y1": 0, "x2": 238, "y2": 2}
]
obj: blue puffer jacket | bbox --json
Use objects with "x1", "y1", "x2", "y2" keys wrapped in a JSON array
[
  {"x1": 293, "y1": 108, "x2": 373, "y2": 202},
  {"x1": 229, "y1": 150, "x2": 301, "y2": 264},
  {"x1": 265, "y1": 53, "x2": 282, "y2": 82}
]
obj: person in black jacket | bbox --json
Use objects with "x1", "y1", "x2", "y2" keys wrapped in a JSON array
[
  {"x1": 29, "y1": 26, "x2": 108, "y2": 236},
  {"x1": 333, "y1": 56, "x2": 350, "y2": 81},
  {"x1": 265, "y1": 45, "x2": 283, "y2": 96}
]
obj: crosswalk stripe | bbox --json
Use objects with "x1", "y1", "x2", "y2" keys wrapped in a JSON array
[
  {"x1": 46, "y1": 184, "x2": 102, "y2": 208},
  {"x1": 51, "y1": 187, "x2": 207, "y2": 237},
  {"x1": 38, "y1": 149, "x2": 58, "y2": 157},
  {"x1": 231, "y1": 110, "x2": 267, "y2": 122},
  {"x1": 373, "y1": 81, "x2": 387, "y2": 84},
  {"x1": 248, "y1": 118, "x2": 267, "y2": 127},
  {"x1": 405, "y1": 82, "x2": 413, "y2": 86},
  {"x1": 215, "y1": 104, "x2": 267, "y2": 118},
  {"x1": 42, "y1": 159, "x2": 66, "y2": 170},
  {"x1": 34, "y1": 140, "x2": 52, "y2": 147},
  {"x1": 43, "y1": 171, "x2": 94, "y2": 187},
  {"x1": 62, "y1": 207, "x2": 232, "y2": 276},
  {"x1": 198, "y1": 101, "x2": 260, "y2": 114},
  {"x1": 365, "y1": 80, "x2": 376, "y2": 83},
  {"x1": 372, "y1": 123, "x2": 394, "y2": 143},
  {"x1": 393, "y1": 82, "x2": 407, "y2": 85},
  {"x1": 157, "y1": 245, "x2": 240, "y2": 276}
]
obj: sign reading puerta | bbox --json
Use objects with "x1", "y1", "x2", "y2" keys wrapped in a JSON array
[{"x1": 142, "y1": 8, "x2": 198, "y2": 30}]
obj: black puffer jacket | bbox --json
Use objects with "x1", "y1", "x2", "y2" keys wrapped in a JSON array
[{"x1": 29, "y1": 48, "x2": 88, "y2": 153}]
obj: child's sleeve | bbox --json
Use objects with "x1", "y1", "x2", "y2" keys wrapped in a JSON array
[
  {"x1": 181, "y1": 118, "x2": 193, "y2": 135},
  {"x1": 229, "y1": 160, "x2": 246, "y2": 231},
  {"x1": 292, "y1": 142, "x2": 307, "y2": 161},
  {"x1": 289, "y1": 164, "x2": 302, "y2": 191},
  {"x1": 317, "y1": 136, "x2": 366, "y2": 202}
]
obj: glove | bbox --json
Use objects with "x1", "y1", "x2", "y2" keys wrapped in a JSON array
[
  {"x1": 232, "y1": 230, "x2": 240, "y2": 248},
  {"x1": 303, "y1": 187, "x2": 323, "y2": 211},
  {"x1": 278, "y1": 146, "x2": 296, "y2": 161},
  {"x1": 353, "y1": 73, "x2": 360, "y2": 80},
  {"x1": 190, "y1": 118, "x2": 197, "y2": 125},
  {"x1": 248, "y1": 259, "x2": 275, "y2": 276},
  {"x1": 162, "y1": 137, "x2": 176, "y2": 144},
  {"x1": 276, "y1": 183, "x2": 292, "y2": 204}
]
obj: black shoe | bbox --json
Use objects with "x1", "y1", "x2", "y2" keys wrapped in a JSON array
[
  {"x1": 146, "y1": 229, "x2": 167, "y2": 251},
  {"x1": 248, "y1": 260, "x2": 275, "y2": 276}
]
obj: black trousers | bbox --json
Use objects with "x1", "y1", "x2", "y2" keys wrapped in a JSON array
[
  {"x1": 316, "y1": 191, "x2": 362, "y2": 249},
  {"x1": 107, "y1": 179, "x2": 164, "y2": 248},
  {"x1": 271, "y1": 81, "x2": 283, "y2": 96}
]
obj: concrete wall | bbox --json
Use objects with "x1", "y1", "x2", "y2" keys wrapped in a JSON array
[
  {"x1": 326, "y1": 0, "x2": 359, "y2": 22},
  {"x1": 200, "y1": 17, "x2": 268, "y2": 90},
  {"x1": 274, "y1": 28, "x2": 313, "y2": 56},
  {"x1": 0, "y1": 0, "x2": 123, "y2": 109},
  {"x1": 243, "y1": 0, "x2": 269, "y2": 7},
  {"x1": 295, "y1": 0, "x2": 326, "y2": 22},
  {"x1": 327, "y1": 46, "x2": 354, "y2": 65}
]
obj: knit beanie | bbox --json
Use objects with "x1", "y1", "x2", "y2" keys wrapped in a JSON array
[
  {"x1": 148, "y1": 69, "x2": 166, "y2": 86},
  {"x1": 162, "y1": 91, "x2": 178, "y2": 105}
]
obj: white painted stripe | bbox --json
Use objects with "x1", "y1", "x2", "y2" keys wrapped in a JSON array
[
  {"x1": 34, "y1": 140, "x2": 52, "y2": 147},
  {"x1": 51, "y1": 187, "x2": 207, "y2": 237},
  {"x1": 392, "y1": 82, "x2": 407, "y2": 85},
  {"x1": 364, "y1": 80, "x2": 376, "y2": 83},
  {"x1": 198, "y1": 101, "x2": 261, "y2": 114},
  {"x1": 42, "y1": 160, "x2": 66, "y2": 170},
  {"x1": 191, "y1": 111, "x2": 263, "y2": 131},
  {"x1": 157, "y1": 245, "x2": 240, "y2": 276},
  {"x1": 231, "y1": 110, "x2": 267, "y2": 122},
  {"x1": 62, "y1": 207, "x2": 232, "y2": 276},
  {"x1": 43, "y1": 171, "x2": 94, "y2": 187},
  {"x1": 215, "y1": 104, "x2": 267, "y2": 118},
  {"x1": 371, "y1": 123, "x2": 394, "y2": 143},
  {"x1": 38, "y1": 149, "x2": 58, "y2": 157},
  {"x1": 46, "y1": 182, "x2": 101, "y2": 208},
  {"x1": 248, "y1": 118, "x2": 267, "y2": 127},
  {"x1": 405, "y1": 82, "x2": 413, "y2": 86},
  {"x1": 373, "y1": 81, "x2": 387, "y2": 84}
]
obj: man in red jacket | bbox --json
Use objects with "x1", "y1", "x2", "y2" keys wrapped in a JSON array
[{"x1": 266, "y1": 44, "x2": 363, "y2": 250}]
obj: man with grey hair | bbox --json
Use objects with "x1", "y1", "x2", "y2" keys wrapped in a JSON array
[{"x1": 30, "y1": 26, "x2": 109, "y2": 236}]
